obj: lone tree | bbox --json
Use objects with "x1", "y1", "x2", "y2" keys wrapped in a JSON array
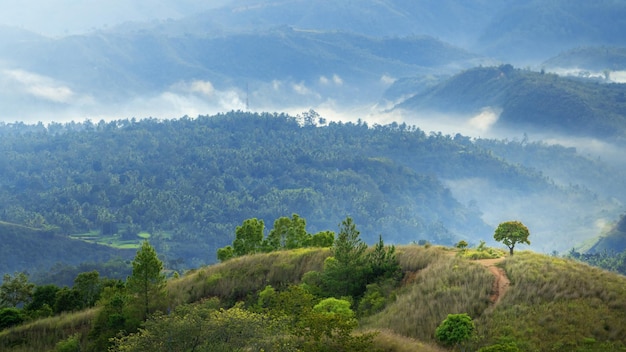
[{"x1": 494, "y1": 221, "x2": 530, "y2": 255}]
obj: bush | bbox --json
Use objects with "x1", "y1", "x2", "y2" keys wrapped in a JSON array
[
  {"x1": 0, "y1": 307, "x2": 24, "y2": 330},
  {"x1": 55, "y1": 333, "x2": 81, "y2": 352}
]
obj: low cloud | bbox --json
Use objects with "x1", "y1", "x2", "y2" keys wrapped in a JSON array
[
  {"x1": 468, "y1": 107, "x2": 501, "y2": 132},
  {"x1": 2, "y1": 69, "x2": 76, "y2": 103}
]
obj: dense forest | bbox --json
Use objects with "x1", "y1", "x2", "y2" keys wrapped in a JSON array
[{"x1": 0, "y1": 111, "x2": 622, "y2": 275}]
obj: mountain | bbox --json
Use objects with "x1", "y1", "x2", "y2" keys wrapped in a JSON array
[
  {"x1": 474, "y1": 0, "x2": 626, "y2": 62},
  {"x1": 543, "y1": 46, "x2": 626, "y2": 74},
  {"x1": 3, "y1": 1, "x2": 626, "y2": 122},
  {"x1": 0, "y1": 24, "x2": 481, "y2": 122},
  {"x1": 394, "y1": 65, "x2": 626, "y2": 141},
  {"x1": 587, "y1": 214, "x2": 626, "y2": 254}
]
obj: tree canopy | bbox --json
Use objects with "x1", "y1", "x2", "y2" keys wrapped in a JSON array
[{"x1": 493, "y1": 221, "x2": 531, "y2": 255}]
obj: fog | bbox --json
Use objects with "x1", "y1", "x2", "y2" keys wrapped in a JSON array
[{"x1": 0, "y1": 0, "x2": 230, "y2": 36}]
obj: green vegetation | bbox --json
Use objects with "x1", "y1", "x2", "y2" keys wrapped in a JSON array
[
  {"x1": 476, "y1": 252, "x2": 626, "y2": 351},
  {"x1": 435, "y1": 313, "x2": 475, "y2": 349},
  {"x1": 399, "y1": 65, "x2": 626, "y2": 140},
  {"x1": 2, "y1": 111, "x2": 621, "y2": 275},
  {"x1": 493, "y1": 221, "x2": 531, "y2": 255},
  {"x1": 2, "y1": 240, "x2": 626, "y2": 351},
  {"x1": 0, "y1": 221, "x2": 134, "y2": 281},
  {"x1": 458, "y1": 241, "x2": 505, "y2": 260}
]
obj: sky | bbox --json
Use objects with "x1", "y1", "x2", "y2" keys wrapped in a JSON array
[{"x1": 0, "y1": 0, "x2": 229, "y2": 36}]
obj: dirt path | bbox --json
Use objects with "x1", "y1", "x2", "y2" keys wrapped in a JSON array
[{"x1": 476, "y1": 257, "x2": 509, "y2": 305}]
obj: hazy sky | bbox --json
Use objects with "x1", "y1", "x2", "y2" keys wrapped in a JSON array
[{"x1": 0, "y1": 0, "x2": 230, "y2": 36}]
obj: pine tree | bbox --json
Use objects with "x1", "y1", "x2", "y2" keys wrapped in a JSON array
[{"x1": 126, "y1": 241, "x2": 166, "y2": 320}]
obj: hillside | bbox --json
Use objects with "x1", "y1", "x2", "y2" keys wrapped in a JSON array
[
  {"x1": 2, "y1": 112, "x2": 621, "y2": 274},
  {"x1": 2, "y1": 246, "x2": 626, "y2": 351},
  {"x1": 543, "y1": 46, "x2": 626, "y2": 72},
  {"x1": 587, "y1": 214, "x2": 626, "y2": 254},
  {"x1": 395, "y1": 65, "x2": 626, "y2": 140},
  {"x1": 0, "y1": 221, "x2": 134, "y2": 276}
]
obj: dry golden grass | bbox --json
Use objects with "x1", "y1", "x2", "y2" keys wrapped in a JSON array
[{"x1": 363, "y1": 246, "x2": 493, "y2": 342}]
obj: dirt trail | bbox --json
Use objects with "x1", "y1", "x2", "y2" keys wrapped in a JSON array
[{"x1": 476, "y1": 257, "x2": 509, "y2": 305}]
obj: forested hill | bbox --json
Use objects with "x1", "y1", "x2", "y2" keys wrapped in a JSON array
[
  {"x1": 0, "y1": 112, "x2": 619, "y2": 273},
  {"x1": 395, "y1": 65, "x2": 626, "y2": 141}
]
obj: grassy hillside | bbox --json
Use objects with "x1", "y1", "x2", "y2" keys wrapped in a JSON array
[{"x1": 3, "y1": 246, "x2": 626, "y2": 351}]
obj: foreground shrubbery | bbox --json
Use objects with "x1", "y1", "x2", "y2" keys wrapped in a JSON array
[{"x1": 3, "y1": 239, "x2": 626, "y2": 351}]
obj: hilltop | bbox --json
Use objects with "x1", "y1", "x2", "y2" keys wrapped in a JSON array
[{"x1": 2, "y1": 245, "x2": 625, "y2": 351}]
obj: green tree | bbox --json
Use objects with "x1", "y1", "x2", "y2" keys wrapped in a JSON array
[
  {"x1": 25, "y1": 284, "x2": 59, "y2": 316},
  {"x1": 232, "y1": 218, "x2": 265, "y2": 256},
  {"x1": 54, "y1": 333, "x2": 81, "y2": 352},
  {"x1": 88, "y1": 284, "x2": 134, "y2": 352},
  {"x1": 126, "y1": 241, "x2": 166, "y2": 321},
  {"x1": 367, "y1": 235, "x2": 402, "y2": 282},
  {"x1": 73, "y1": 270, "x2": 102, "y2": 309},
  {"x1": 435, "y1": 313, "x2": 475, "y2": 351},
  {"x1": 110, "y1": 302, "x2": 286, "y2": 352},
  {"x1": 54, "y1": 287, "x2": 82, "y2": 314},
  {"x1": 0, "y1": 272, "x2": 35, "y2": 308},
  {"x1": 265, "y1": 214, "x2": 310, "y2": 250},
  {"x1": 322, "y1": 217, "x2": 369, "y2": 298},
  {"x1": 216, "y1": 245, "x2": 235, "y2": 262},
  {"x1": 310, "y1": 230, "x2": 335, "y2": 248},
  {"x1": 493, "y1": 221, "x2": 530, "y2": 255}
]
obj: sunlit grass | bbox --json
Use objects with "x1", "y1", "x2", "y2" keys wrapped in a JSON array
[
  {"x1": 363, "y1": 246, "x2": 493, "y2": 342},
  {"x1": 5, "y1": 246, "x2": 626, "y2": 352},
  {"x1": 475, "y1": 251, "x2": 626, "y2": 351}
]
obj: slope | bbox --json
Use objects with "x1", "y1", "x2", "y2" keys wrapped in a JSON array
[
  {"x1": 1, "y1": 112, "x2": 619, "y2": 272},
  {"x1": 0, "y1": 221, "x2": 134, "y2": 276},
  {"x1": 586, "y1": 214, "x2": 626, "y2": 254},
  {"x1": 4, "y1": 247, "x2": 626, "y2": 351},
  {"x1": 396, "y1": 65, "x2": 626, "y2": 140}
]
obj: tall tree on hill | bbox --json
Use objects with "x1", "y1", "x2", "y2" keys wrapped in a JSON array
[
  {"x1": 126, "y1": 241, "x2": 166, "y2": 320},
  {"x1": 493, "y1": 220, "x2": 530, "y2": 255},
  {"x1": 233, "y1": 218, "x2": 265, "y2": 256},
  {"x1": 323, "y1": 217, "x2": 370, "y2": 298}
]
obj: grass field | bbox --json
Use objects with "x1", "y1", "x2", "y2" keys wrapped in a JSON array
[{"x1": 69, "y1": 230, "x2": 155, "y2": 249}]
